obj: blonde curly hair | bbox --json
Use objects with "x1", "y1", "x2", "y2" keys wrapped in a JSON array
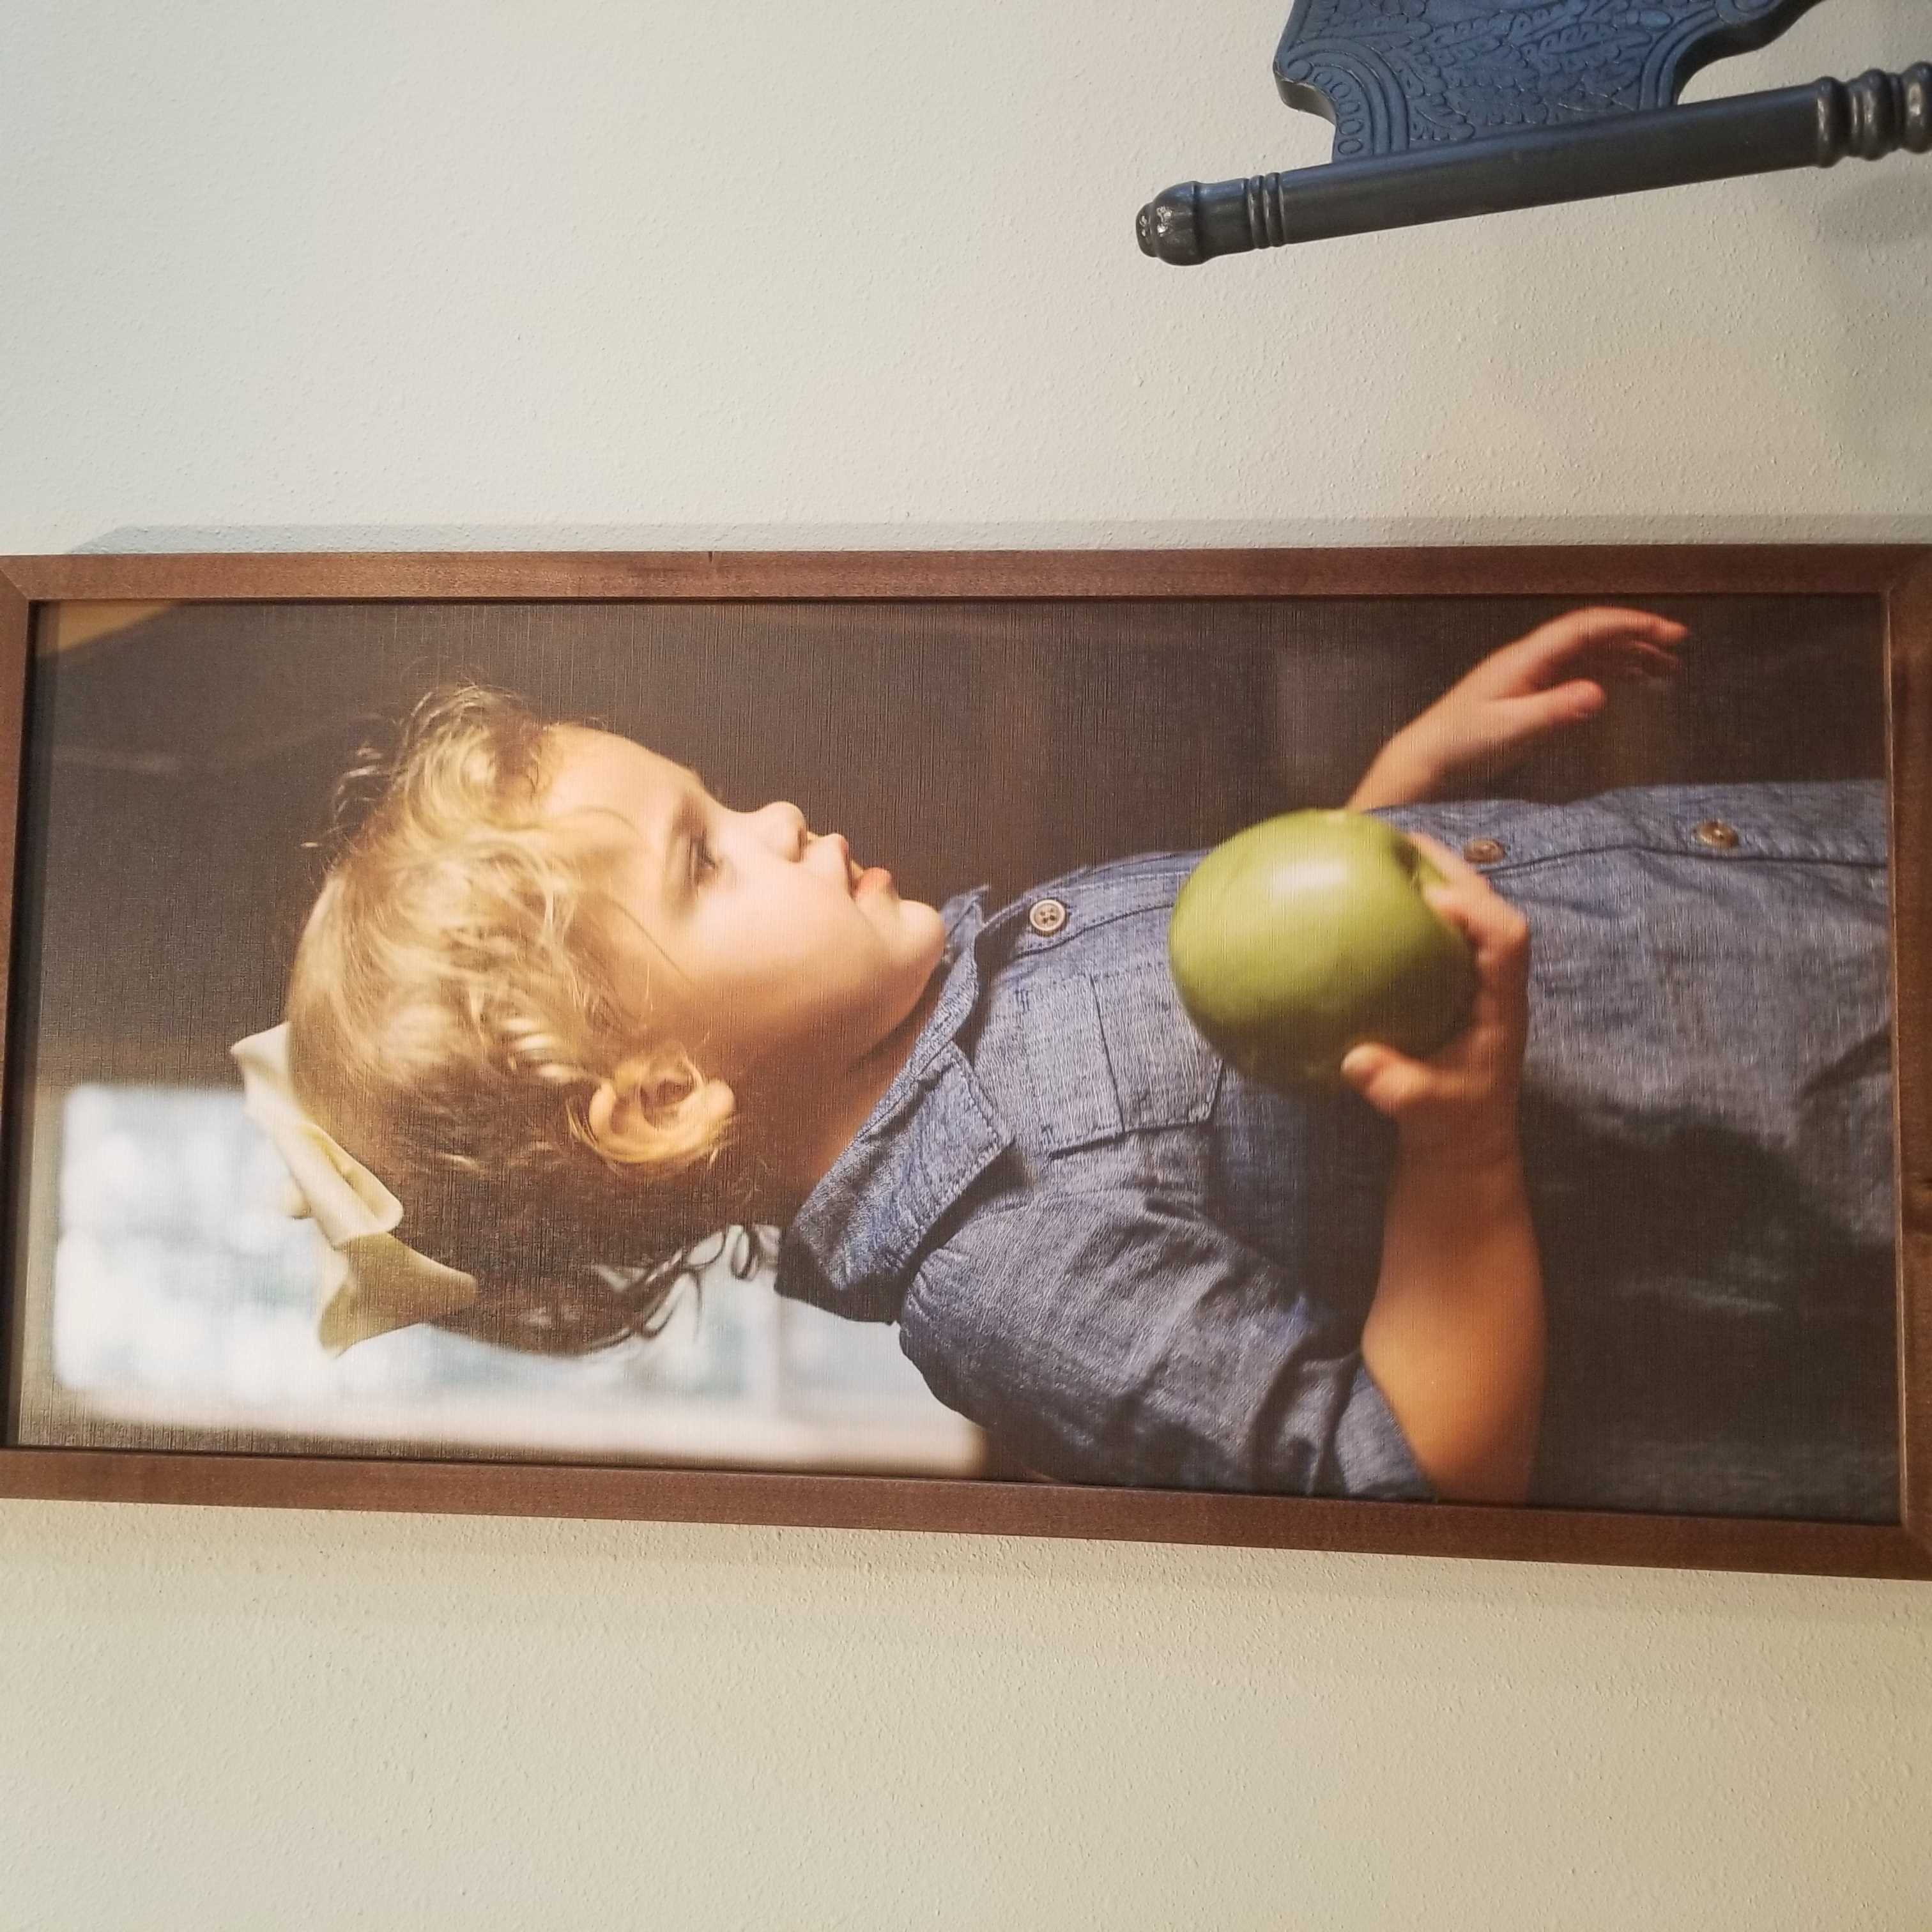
[{"x1": 285, "y1": 684, "x2": 765, "y2": 1354}]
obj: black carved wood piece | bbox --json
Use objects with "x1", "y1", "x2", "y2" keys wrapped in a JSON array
[
  {"x1": 1277, "y1": 0, "x2": 1833, "y2": 160},
  {"x1": 1138, "y1": 0, "x2": 1930, "y2": 263}
]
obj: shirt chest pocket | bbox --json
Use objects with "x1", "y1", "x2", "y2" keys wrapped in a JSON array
[{"x1": 1018, "y1": 962, "x2": 1223, "y2": 1155}]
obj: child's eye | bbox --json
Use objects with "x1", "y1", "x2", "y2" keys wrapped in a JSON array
[{"x1": 691, "y1": 838, "x2": 718, "y2": 885}]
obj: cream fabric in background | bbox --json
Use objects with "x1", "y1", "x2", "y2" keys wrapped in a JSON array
[{"x1": 3, "y1": 1, "x2": 1930, "y2": 1925}]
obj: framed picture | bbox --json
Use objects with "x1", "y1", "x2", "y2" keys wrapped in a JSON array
[{"x1": 1, "y1": 548, "x2": 1927, "y2": 1579}]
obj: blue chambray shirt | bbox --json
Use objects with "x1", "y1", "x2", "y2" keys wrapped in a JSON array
[{"x1": 776, "y1": 781, "x2": 1897, "y2": 1520}]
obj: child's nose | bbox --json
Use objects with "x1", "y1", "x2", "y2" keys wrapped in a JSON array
[{"x1": 757, "y1": 801, "x2": 809, "y2": 855}]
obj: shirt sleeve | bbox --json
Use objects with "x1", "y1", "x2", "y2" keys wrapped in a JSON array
[{"x1": 897, "y1": 1186, "x2": 1430, "y2": 1501}]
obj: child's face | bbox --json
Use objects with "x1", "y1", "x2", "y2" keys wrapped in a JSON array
[{"x1": 544, "y1": 728, "x2": 947, "y2": 1088}]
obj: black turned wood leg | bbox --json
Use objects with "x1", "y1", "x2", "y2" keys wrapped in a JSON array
[{"x1": 1140, "y1": 63, "x2": 1931, "y2": 264}]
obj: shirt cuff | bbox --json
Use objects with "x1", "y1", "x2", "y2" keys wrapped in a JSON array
[{"x1": 1332, "y1": 1360, "x2": 1435, "y2": 1501}]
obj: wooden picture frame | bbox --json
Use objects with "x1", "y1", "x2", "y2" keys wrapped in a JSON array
[{"x1": 0, "y1": 545, "x2": 1926, "y2": 1581}]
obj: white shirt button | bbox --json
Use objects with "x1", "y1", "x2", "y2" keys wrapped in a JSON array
[{"x1": 1028, "y1": 897, "x2": 1068, "y2": 936}]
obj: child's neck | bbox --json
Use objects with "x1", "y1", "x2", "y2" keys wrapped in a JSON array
[{"x1": 745, "y1": 967, "x2": 949, "y2": 1222}]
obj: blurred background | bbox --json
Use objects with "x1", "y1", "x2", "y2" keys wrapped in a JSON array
[{"x1": 7, "y1": 592, "x2": 1887, "y2": 1467}]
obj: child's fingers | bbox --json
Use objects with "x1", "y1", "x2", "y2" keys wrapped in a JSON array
[
  {"x1": 1496, "y1": 608, "x2": 1689, "y2": 686},
  {"x1": 1339, "y1": 1042, "x2": 1434, "y2": 1117},
  {"x1": 1492, "y1": 677, "x2": 1607, "y2": 739},
  {"x1": 1603, "y1": 635, "x2": 1684, "y2": 681},
  {"x1": 1535, "y1": 606, "x2": 1687, "y2": 648},
  {"x1": 1407, "y1": 834, "x2": 1528, "y2": 980},
  {"x1": 1405, "y1": 828, "x2": 1488, "y2": 891},
  {"x1": 1424, "y1": 880, "x2": 1529, "y2": 989},
  {"x1": 1408, "y1": 839, "x2": 1529, "y2": 1003}
]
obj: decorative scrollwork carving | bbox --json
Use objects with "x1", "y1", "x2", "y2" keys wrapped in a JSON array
[{"x1": 1274, "y1": 0, "x2": 1830, "y2": 156}]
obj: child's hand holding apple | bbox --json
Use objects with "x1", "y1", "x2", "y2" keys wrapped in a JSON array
[
  {"x1": 1169, "y1": 809, "x2": 1479, "y2": 1089},
  {"x1": 1335, "y1": 831, "x2": 1529, "y2": 1170},
  {"x1": 1169, "y1": 812, "x2": 1528, "y2": 1164}
]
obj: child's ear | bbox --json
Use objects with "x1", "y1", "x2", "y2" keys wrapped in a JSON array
[{"x1": 584, "y1": 1055, "x2": 735, "y2": 1167}]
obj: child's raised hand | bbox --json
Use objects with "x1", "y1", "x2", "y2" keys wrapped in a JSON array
[
  {"x1": 1348, "y1": 608, "x2": 1687, "y2": 808},
  {"x1": 1339, "y1": 832, "x2": 1530, "y2": 1169}
]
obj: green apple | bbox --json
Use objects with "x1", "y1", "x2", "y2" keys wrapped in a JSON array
[{"x1": 1168, "y1": 810, "x2": 1478, "y2": 1094}]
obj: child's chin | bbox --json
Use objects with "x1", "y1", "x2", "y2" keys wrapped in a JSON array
[{"x1": 903, "y1": 900, "x2": 949, "y2": 959}]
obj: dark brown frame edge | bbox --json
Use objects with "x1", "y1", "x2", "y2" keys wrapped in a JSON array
[{"x1": 0, "y1": 546, "x2": 1926, "y2": 1581}]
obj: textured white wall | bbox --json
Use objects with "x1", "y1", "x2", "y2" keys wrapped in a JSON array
[{"x1": 4, "y1": 3, "x2": 1931, "y2": 1926}]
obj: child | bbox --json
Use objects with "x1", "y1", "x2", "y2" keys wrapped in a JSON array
[{"x1": 234, "y1": 609, "x2": 1897, "y2": 1520}]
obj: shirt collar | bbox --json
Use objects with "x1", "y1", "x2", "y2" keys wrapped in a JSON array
[{"x1": 776, "y1": 888, "x2": 1014, "y2": 1321}]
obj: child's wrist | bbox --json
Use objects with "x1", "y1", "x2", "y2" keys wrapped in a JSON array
[
  {"x1": 1350, "y1": 735, "x2": 1441, "y2": 810},
  {"x1": 1395, "y1": 1109, "x2": 1523, "y2": 1179}
]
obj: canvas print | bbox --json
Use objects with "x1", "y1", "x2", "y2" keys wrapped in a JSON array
[{"x1": 5, "y1": 592, "x2": 1899, "y2": 1520}]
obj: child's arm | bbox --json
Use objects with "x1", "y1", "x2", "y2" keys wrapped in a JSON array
[
  {"x1": 1347, "y1": 607, "x2": 1688, "y2": 810},
  {"x1": 1340, "y1": 833, "x2": 1544, "y2": 1503}
]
